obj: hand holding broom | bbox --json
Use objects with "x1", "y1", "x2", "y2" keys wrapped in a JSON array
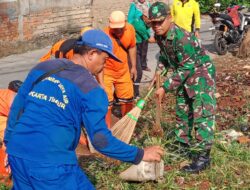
[
  {"x1": 148, "y1": 68, "x2": 168, "y2": 91},
  {"x1": 111, "y1": 68, "x2": 168, "y2": 144},
  {"x1": 87, "y1": 74, "x2": 166, "y2": 154},
  {"x1": 155, "y1": 88, "x2": 166, "y2": 104},
  {"x1": 90, "y1": 70, "x2": 166, "y2": 164},
  {"x1": 89, "y1": 68, "x2": 169, "y2": 156}
]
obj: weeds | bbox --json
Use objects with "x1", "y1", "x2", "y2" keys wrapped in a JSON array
[{"x1": 78, "y1": 120, "x2": 250, "y2": 189}]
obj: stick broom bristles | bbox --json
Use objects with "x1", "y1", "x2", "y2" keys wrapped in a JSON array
[
  {"x1": 111, "y1": 100, "x2": 145, "y2": 143},
  {"x1": 88, "y1": 68, "x2": 168, "y2": 153},
  {"x1": 111, "y1": 68, "x2": 168, "y2": 143}
]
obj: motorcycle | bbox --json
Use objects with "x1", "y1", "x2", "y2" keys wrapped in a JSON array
[{"x1": 209, "y1": 3, "x2": 250, "y2": 55}]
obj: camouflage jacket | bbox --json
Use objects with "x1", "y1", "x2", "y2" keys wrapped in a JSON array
[{"x1": 155, "y1": 24, "x2": 215, "y2": 98}]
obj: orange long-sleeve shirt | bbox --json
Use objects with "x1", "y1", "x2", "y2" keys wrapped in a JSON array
[{"x1": 103, "y1": 23, "x2": 136, "y2": 77}]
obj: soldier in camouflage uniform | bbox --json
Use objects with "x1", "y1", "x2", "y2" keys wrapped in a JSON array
[{"x1": 149, "y1": 2, "x2": 216, "y2": 173}]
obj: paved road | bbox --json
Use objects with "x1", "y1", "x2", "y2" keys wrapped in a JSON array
[
  {"x1": 0, "y1": 48, "x2": 50, "y2": 88},
  {"x1": 0, "y1": 17, "x2": 215, "y2": 88}
]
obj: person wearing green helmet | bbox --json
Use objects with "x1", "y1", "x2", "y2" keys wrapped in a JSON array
[{"x1": 149, "y1": 2, "x2": 216, "y2": 173}]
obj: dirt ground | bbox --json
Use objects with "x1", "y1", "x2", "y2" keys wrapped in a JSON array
[
  {"x1": 142, "y1": 53, "x2": 250, "y2": 134},
  {"x1": 214, "y1": 54, "x2": 250, "y2": 131}
]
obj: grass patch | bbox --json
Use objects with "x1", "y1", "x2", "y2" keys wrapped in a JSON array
[
  {"x1": 80, "y1": 130, "x2": 250, "y2": 189},
  {"x1": 76, "y1": 103, "x2": 250, "y2": 190}
]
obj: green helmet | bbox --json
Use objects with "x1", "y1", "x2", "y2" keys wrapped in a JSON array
[{"x1": 148, "y1": 2, "x2": 170, "y2": 21}]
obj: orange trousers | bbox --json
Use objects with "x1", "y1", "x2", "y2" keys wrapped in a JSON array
[{"x1": 103, "y1": 70, "x2": 134, "y2": 128}]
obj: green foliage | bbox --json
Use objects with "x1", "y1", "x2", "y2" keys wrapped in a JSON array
[
  {"x1": 78, "y1": 122, "x2": 250, "y2": 189},
  {"x1": 0, "y1": 184, "x2": 10, "y2": 190},
  {"x1": 198, "y1": 0, "x2": 216, "y2": 14},
  {"x1": 197, "y1": 0, "x2": 250, "y2": 13}
]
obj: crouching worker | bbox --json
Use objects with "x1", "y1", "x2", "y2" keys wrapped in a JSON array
[
  {"x1": 40, "y1": 26, "x2": 102, "y2": 154},
  {"x1": 0, "y1": 80, "x2": 22, "y2": 184},
  {"x1": 4, "y1": 30, "x2": 164, "y2": 190}
]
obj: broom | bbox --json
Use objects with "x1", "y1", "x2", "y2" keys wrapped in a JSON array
[
  {"x1": 110, "y1": 88, "x2": 153, "y2": 143},
  {"x1": 151, "y1": 70, "x2": 164, "y2": 137},
  {"x1": 111, "y1": 68, "x2": 168, "y2": 143},
  {"x1": 87, "y1": 87, "x2": 154, "y2": 154},
  {"x1": 87, "y1": 68, "x2": 168, "y2": 155}
]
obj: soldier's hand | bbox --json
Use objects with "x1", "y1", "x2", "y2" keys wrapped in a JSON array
[
  {"x1": 142, "y1": 145, "x2": 164, "y2": 162},
  {"x1": 155, "y1": 87, "x2": 165, "y2": 103}
]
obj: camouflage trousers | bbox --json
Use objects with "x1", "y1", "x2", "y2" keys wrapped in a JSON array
[{"x1": 174, "y1": 84, "x2": 216, "y2": 151}]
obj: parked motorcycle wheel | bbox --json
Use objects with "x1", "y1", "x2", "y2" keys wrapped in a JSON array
[{"x1": 214, "y1": 32, "x2": 228, "y2": 55}]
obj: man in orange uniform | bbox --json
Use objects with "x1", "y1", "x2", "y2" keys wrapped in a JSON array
[
  {"x1": 40, "y1": 26, "x2": 93, "y2": 62},
  {"x1": 0, "y1": 80, "x2": 22, "y2": 180},
  {"x1": 102, "y1": 11, "x2": 137, "y2": 128}
]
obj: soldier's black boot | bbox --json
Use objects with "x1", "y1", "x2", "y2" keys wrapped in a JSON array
[{"x1": 182, "y1": 150, "x2": 211, "y2": 173}]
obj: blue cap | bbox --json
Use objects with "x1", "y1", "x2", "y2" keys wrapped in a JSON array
[{"x1": 77, "y1": 29, "x2": 121, "y2": 62}]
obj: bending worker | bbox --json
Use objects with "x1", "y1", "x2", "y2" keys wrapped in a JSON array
[
  {"x1": 149, "y1": 2, "x2": 216, "y2": 173},
  {"x1": 40, "y1": 26, "x2": 100, "y2": 152},
  {"x1": 4, "y1": 30, "x2": 164, "y2": 189}
]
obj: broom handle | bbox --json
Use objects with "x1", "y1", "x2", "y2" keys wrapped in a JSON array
[
  {"x1": 136, "y1": 68, "x2": 168, "y2": 110},
  {"x1": 155, "y1": 71, "x2": 161, "y2": 127},
  {"x1": 144, "y1": 68, "x2": 168, "y2": 101}
]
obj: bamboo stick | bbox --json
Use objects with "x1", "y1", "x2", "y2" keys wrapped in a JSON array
[
  {"x1": 155, "y1": 71, "x2": 161, "y2": 128},
  {"x1": 152, "y1": 71, "x2": 164, "y2": 137}
]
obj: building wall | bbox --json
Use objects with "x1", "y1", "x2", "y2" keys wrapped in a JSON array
[
  {"x1": 92, "y1": 0, "x2": 131, "y2": 29},
  {"x1": 0, "y1": 0, "x2": 92, "y2": 57},
  {"x1": 92, "y1": 0, "x2": 172, "y2": 29},
  {"x1": 0, "y1": 0, "x2": 173, "y2": 57}
]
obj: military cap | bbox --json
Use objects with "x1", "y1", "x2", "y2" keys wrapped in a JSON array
[{"x1": 149, "y1": 2, "x2": 170, "y2": 21}]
